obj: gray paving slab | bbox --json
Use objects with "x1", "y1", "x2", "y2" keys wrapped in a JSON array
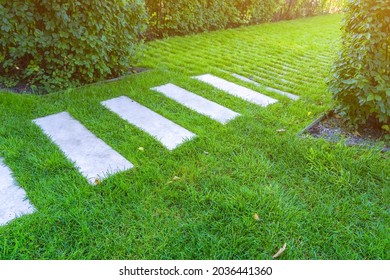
[
  {"x1": 193, "y1": 74, "x2": 278, "y2": 107},
  {"x1": 0, "y1": 158, "x2": 35, "y2": 226},
  {"x1": 33, "y1": 112, "x2": 133, "y2": 184},
  {"x1": 101, "y1": 96, "x2": 196, "y2": 150},
  {"x1": 231, "y1": 73, "x2": 299, "y2": 100},
  {"x1": 151, "y1": 83, "x2": 240, "y2": 124}
]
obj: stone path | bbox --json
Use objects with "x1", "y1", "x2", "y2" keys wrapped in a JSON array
[
  {"x1": 151, "y1": 83, "x2": 240, "y2": 124},
  {"x1": 193, "y1": 74, "x2": 278, "y2": 106},
  {"x1": 33, "y1": 112, "x2": 134, "y2": 184},
  {"x1": 101, "y1": 96, "x2": 196, "y2": 150},
  {"x1": 0, "y1": 158, "x2": 35, "y2": 226},
  {"x1": 1, "y1": 73, "x2": 299, "y2": 225}
]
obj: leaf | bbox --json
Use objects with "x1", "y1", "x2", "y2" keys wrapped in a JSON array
[
  {"x1": 307, "y1": 112, "x2": 312, "y2": 116},
  {"x1": 254, "y1": 213, "x2": 260, "y2": 221},
  {"x1": 138, "y1": 147, "x2": 145, "y2": 152},
  {"x1": 381, "y1": 125, "x2": 390, "y2": 132},
  {"x1": 367, "y1": 94, "x2": 374, "y2": 101},
  {"x1": 272, "y1": 243, "x2": 287, "y2": 259},
  {"x1": 276, "y1": 129, "x2": 286, "y2": 133},
  {"x1": 173, "y1": 176, "x2": 180, "y2": 181}
]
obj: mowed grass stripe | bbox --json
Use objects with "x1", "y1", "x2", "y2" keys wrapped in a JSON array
[
  {"x1": 146, "y1": 40, "x2": 330, "y2": 87},
  {"x1": 230, "y1": 73, "x2": 300, "y2": 100},
  {"x1": 154, "y1": 26, "x2": 336, "y2": 67}
]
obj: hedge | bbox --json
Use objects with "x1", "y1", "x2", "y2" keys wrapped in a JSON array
[
  {"x1": 146, "y1": 0, "x2": 343, "y2": 38},
  {"x1": 0, "y1": 0, "x2": 147, "y2": 93},
  {"x1": 328, "y1": 0, "x2": 390, "y2": 129},
  {"x1": 274, "y1": 0, "x2": 344, "y2": 20},
  {"x1": 145, "y1": 0, "x2": 285, "y2": 38}
]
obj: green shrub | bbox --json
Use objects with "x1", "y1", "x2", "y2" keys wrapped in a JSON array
[
  {"x1": 145, "y1": 0, "x2": 240, "y2": 37},
  {"x1": 145, "y1": 0, "x2": 286, "y2": 38},
  {"x1": 0, "y1": 0, "x2": 147, "y2": 93},
  {"x1": 236, "y1": 0, "x2": 283, "y2": 25},
  {"x1": 328, "y1": 0, "x2": 390, "y2": 128},
  {"x1": 274, "y1": 0, "x2": 344, "y2": 20}
]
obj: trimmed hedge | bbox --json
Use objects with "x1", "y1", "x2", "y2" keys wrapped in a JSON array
[
  {"x1": 274, "y1": 0, "x2": 344, "y2": 20},
  {"x1": 146, "y1": 0, "x2": 284, "y2": 38},
  {"x1": 328, "y1": 0, "x2": 390, "y2": 129},
  {"x1": 146, "y1": 0, "x2": 342, "y2": 38},
  {"x1": 0, "y1": 0, "x2": 147, "y2": 92}
]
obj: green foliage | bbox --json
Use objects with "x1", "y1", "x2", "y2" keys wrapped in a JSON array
[
  {"x1": 0, "y1": 0, "x2": 147, "y2": 93},
  {"x1": 236, "y1": 0, "x2": 284, "y2": 25},
  {"x1": 145, "y1": 0, "x2": 284, "y2": 38},
  {"x1": 275, "y1": 0, "x2": 344, "y2": 20},
  {"x1": 145, "y1": 1, "x2": 343, "y2": 38},
  {"x1": 328, "y1": 0, "x2": 390, "y2": 128}
]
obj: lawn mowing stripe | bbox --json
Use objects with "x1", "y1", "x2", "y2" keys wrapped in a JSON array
[
  {"x1": 228, "y1": 67, "x2": 297, "y2": 91},
  {"x1": 0, "y1": 158, "x2": 35, "y2": 226},
  {"x1": 180, "y1": 45, "x2": 321, "y2": 85},
  {"x1": 193, "y1": 74, "x2": 278, "y2": 107},
  {"x1": 225, "y1": 69, "x2": 288, "y2": 91},
  {"x1": 101, "y1": 96, "x2": 196, "y2": 150},
  {"x1": 33, "y1": 112, "x2": 134, "y2": 185},
  {"x1": 225, "y1": 51, "x2": 322, "y2": 84},
  {"x1": 233, "y1": 46, "x2": 330, "y2": 73},
  {"x1": 151, "y1": 83, "x2": 241, "y2": 124},
  {"x1": 230, "y1": 73, "x2": 300, "y2": 100},
  {"x1": 148, "y1": 27, "x2": 332, "y2": 78},
  {"x1": 148, "y1": 44, "x2": 323, "y2": 86}
]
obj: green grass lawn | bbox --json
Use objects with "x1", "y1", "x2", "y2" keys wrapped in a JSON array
[{"x1": 0, "y1": 14, "x2": 389, "y2": 260}]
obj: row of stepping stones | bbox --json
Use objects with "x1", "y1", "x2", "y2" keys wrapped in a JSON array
[{"x1": 0, "y1": 73, "x2": 299, "y2": 226}]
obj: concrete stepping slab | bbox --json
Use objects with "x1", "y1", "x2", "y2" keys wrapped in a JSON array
[
  {"x1": 0, "y1": 158, "x2": 35, "y2": 226},
  {"x1": 151, "y1": 83, "x2": 240, "y2": 124},
  {"x1": 193, "y1": 74, "x2": 278, "y2": 107},
  {"x1": 230, "y1": 73, "x2": 299, "y2": 100},
  {"x1": 101, "y1": 96, "x2": 196, "y2": 150},
  {"x1": 33, "y1": 112, "x2": 133, "y2": 184}
]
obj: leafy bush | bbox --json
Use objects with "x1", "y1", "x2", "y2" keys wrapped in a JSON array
[
  {"x1": 236, "y1": 0, "x2": 283, "y2": 25},
  {"x1": 0, "y1": 0, "x2": 147, "y2": 93},
  {"x1": 328, "y1": 0, "x2": 390, "y2": 129},
  {"x1": 146, "y1": 0, "x2": 286, "y2": 38},
  {"x1": 274, "y1": 0, "x2": 344, "y2": 20},
  {"x1": 145, "y1": 0, "x2": 343, "y2": 38},
  {"x1": 146, "y1": 0, "x2": 240, "y2": 37}
]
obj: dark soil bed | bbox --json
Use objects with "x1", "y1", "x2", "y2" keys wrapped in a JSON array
[
  {"x1": 300, "y1": 111, "x2": 389, "y2": 152},
  {"x1": 0, "y1": 67, "x2": 150, "y2": 95}
]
